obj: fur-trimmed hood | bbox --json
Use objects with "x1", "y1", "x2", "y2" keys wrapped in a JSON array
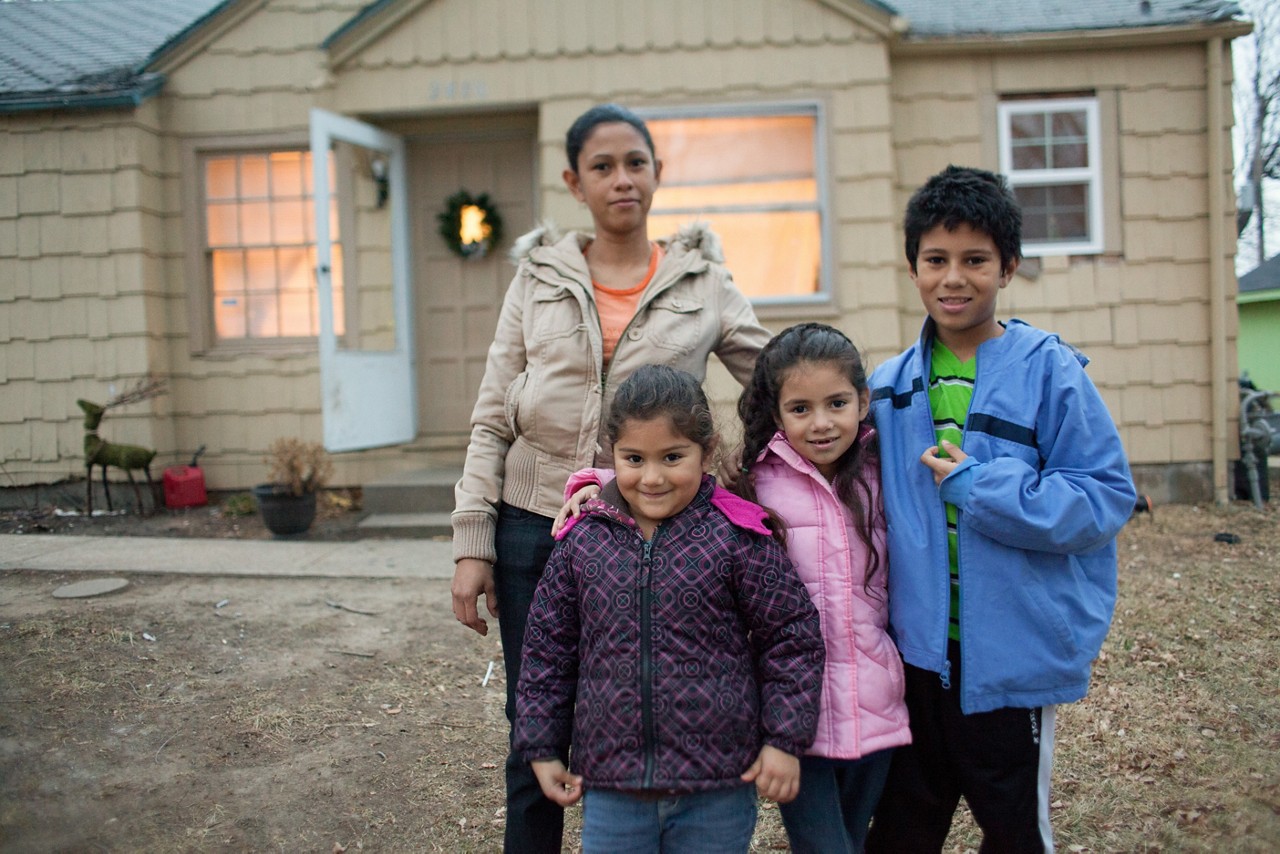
[{"x1": 509, "y1": 220, "x2": 724, "y2": 264}]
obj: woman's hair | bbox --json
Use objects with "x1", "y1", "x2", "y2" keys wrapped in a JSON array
[
  {"x1": 736, "y1": 322, "x2": 884, "y2": 589},
  {"x1": 565, "y1": 103, "x2": 657, "y2": 174},
  {"x1": 607, "y1": 364, "x2": 715, "y2": 454}
]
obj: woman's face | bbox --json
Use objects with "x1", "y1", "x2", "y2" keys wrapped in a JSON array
[{"x1": 563, "y1": 121, "x2": 661, "y2": 240}]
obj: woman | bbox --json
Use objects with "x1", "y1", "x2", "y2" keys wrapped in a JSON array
[{"x1": 449, "y1": 103, "x2": 770, "y2": 854}]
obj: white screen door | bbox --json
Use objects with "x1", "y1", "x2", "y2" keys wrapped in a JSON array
[{"x1": 310, "y1": 108, "x2": 415, "y2": 451}]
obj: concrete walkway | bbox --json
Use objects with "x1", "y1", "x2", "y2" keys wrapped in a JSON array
[{"x1": 0, "y1": 534, "x2": 456, "y2": 580}]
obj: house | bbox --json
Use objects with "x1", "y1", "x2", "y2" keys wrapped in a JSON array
[
  {"x1": 1237, "y1": 254, "x2": 1280, "y2": 392},
  {"x1": 0, "y1": 0, "x2": 1254, "y2": 506}
]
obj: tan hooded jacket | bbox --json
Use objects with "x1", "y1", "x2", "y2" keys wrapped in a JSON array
[{"x1": 451, "y1": 222, "x2": 770, "y2": 563}]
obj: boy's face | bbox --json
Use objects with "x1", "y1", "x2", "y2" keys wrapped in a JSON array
[{"x1": 910, "y1": 223, "x2": 1018, "y2": 360}]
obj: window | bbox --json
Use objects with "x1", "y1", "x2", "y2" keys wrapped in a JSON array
[
  {"x1": 200, "y1": 149, "x2": 343, "y2": 343},
  {"x1": 998, "y1": 97, "x2": 1102, "y2": 256},
  {"x1": 644, "y1": 105, "x2": 828, "y2": 303}
]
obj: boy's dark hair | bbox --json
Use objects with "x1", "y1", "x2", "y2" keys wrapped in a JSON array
[
  {"x1": 903, "y1": 165, "x2": 1022, "y2": 273},
  {"x1": 607, "y1": 364, "x2": 716, "y2": 456},
  {"x1": 565, "y1": 103, "x2": 657, "y2": 174},
  {"x1": 736, "y1": 323, "x2": 883, "y2": 586}
]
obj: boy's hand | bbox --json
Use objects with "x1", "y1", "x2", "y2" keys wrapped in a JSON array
[
  {"x1": 551, "y1": 485, "x2": 600, "y2": 536},
  {"x1": 920, "y1": 439, "x2": 968, "y2": 485},
  {"x1": 740, "y1": 744, "x2": 801, "y2": 803},
  {"x1": 531, "y1": 759, "x2": 584, "y2": 806}
]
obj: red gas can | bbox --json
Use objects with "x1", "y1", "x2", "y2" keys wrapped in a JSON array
[{"x1": 164, "y1": 446, "x2": 208, "y2": 508}]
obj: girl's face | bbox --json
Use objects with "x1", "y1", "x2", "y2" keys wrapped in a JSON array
[
  {"x1": 563, "y1": 122, "x2": 661, "y2": 240},
  {"x1": 612, "y1": 414, "x2": 708, "y2": 539},
  {"x1": 775, "y1": 360, "x2": 869, "y2": 481}
]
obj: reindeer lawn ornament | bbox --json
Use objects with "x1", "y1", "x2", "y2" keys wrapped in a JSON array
[{"x1": 77, "y1": 378, "x2": 167, "y2": 515}]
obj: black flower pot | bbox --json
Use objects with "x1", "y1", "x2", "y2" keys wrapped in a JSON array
[{"x1": 252, "y1": 484, "x2": 317, "y2": 536}]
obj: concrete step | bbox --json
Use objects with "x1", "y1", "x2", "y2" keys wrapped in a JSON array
[
  {"x1": 357, "y1": 511, "x2": 454, "y2": 539},
  {"x1": 362, "y1": 467, "x2": 462, "y2": 515}
]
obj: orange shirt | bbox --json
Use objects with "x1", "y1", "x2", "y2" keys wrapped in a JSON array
[{"x1": 591, "y1": 243, "x2": 663, "y2": 367}]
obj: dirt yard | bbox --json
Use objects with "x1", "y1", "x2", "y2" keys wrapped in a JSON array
[{"x1": 1, "y1": 497, "x2": 1278, "y2": 852}]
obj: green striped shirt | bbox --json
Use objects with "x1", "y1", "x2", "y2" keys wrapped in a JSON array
[{"x1": 929, "y1": 342, "x2": 975, "y2": 643}]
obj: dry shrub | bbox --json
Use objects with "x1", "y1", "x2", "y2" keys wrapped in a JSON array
[{"x1": 264, "y1": 438, "x2": 333, "y2": 496}]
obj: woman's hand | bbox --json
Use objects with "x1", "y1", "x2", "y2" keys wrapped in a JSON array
[
  {"x1": 451, "y1": 558, "x2": 497, "y2": 635},
  {"x1": 551, "y1": 485, "x2": 601, "y2": 537},
  {"x1": 740, "y1": 744, "x2": 801, "y2": 804}
]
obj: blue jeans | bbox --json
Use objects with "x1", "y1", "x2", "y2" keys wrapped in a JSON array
[
  {"x1": 494, "y1": 505, "x2": 561, "y2": 854},
  {"x1": 581, "y1": 785, "x2": 758, "y2": 854},
  {"x1": 779, "y1": 750, "x2": 895, "y2": 854}
]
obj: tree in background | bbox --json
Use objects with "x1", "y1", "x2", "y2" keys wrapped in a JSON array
[{"x1": 1235, "y1": 0, "x2": 1280, "y2": 275}]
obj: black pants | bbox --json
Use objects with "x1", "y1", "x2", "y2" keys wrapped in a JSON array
[
  {"x1": 866, "y1": 645, "x2": 1055, "y2": 854},
  {"x1": 494, "y1": 505, "x2": 563, "y2": 854}
]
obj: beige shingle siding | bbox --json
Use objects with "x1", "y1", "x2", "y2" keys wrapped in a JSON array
[{"x1": 889, "y1": 39, "x2": 1235, "y2": 470}]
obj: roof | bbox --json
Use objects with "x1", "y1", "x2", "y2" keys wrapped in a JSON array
[
  {"x1": 0, "y1": 0, "x2": 1249, "y2": 114},
  {"x1": 886, "y1": 0, "x2": 1243, "y2": 37},
  {"x1": 1239, "y1": 255, "x2": 1280, "y2": 297},
  {"x1": 0, "y1": 0, "x2": 228, "y2": 113}
]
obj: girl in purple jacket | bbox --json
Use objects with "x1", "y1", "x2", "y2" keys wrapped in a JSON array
[
  {"x1": 513, "y1": 365, "x2": 824, "y2": 854},
  {"x1": 736, "y1": 323, "x2": 910, "y2": 853}
]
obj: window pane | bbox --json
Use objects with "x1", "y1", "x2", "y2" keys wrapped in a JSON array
[
  {"x1": 271, "y1": 151, "x2": 305, "y2": 197},
  {"x1": 1009, "y1": 112, "x2": 1045, "y2": 142},
  {"x1": 1051, "y1": 110, "x2": 1086, "y2": 139},
  {"x1": 206, "y1": 158, "x2": 238, "y2": 200},
  {"x1": 244, "y1": 248, "x2": 276, "y2": 292},
  {"x1": 1050, "y1": 141, "x2": 1088, "y2": 169},
  {"x1": 211, "y1": 250, "x2": 245, "y2": 294},
  {"x1": 240, "y1": 201, "x2": 272, "y2": 246},
  {"x1": 647, "y1": 112, "x2": 821, "y2": 299},
  {"x1": 278, "y1": 290, "x2": 314, "y2": 337},
  {"x1": 240, "y1": 155, "x2": 269, "y2": 198},
  {"x1": 247, "y1": 293, "x2": 279, "y2": 337},
  {"x1": 206, "y1": 201, "x2": 239, "y2": 246},
  {"x1": 278, "y1": 247, "x2": 311, "y2": 291},
  {"x1": 214, "y1": 293, "x2": 246, "y2": 339},
  {"x1": 1011, "y1": 142, "x2": 1046, "y2": 171},
  {"x1": 1014, "y1": 183, "x2": 1089, "y2": 243},
  {"x1": 273, "y1": 199, "x2": 308, "y2": 244}
]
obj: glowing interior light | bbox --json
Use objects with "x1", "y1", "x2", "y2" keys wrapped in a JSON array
[{"x1": 459, "y1": 205, "x2": 492, "y2": 247}]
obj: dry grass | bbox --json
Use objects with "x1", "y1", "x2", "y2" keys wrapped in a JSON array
[
  {"x1": 938, "y1": 502, "x2": 1280, "y2": 853},
  {"x1": 0, "y1": 503, "x2": 1276, "y2": 852}
]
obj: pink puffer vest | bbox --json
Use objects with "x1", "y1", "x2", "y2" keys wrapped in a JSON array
[{"x1": 753, "y1": 430, "x2": 911, "y2": 760}]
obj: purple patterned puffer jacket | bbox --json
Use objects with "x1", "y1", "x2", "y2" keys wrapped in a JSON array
[{"x1": 514, "y1": 476, "x2": 824, "y2": 793}]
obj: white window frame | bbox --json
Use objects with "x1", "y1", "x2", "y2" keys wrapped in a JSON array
[
  {"x1": 637, "y1": 101, "x2": 833, "y2": 306},
  {"x1": 997, "y1": 97, "x2": 1103, "y2": 257},
  {"x1": 182, "y1": 132, "x2": 357, "y2": 355}
]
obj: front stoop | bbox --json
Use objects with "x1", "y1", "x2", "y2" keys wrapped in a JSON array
[{"x1": 358, "y1": 467, "x2": 461, "y2": 538}]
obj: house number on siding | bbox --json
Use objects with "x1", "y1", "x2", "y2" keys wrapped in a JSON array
[{"x1": 428, "y1": 81, "x2": 487, "y2": 102}]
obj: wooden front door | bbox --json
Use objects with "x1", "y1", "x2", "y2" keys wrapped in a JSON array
[{"x1": 409, "y1": 120, "x2": 536, "y2": 439}]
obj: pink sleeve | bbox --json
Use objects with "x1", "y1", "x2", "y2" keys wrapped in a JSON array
[{"x1": 564, "y1": 467, "x2": 614, "y2": 500}]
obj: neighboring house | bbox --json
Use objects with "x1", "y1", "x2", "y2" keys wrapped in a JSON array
[
  {"x1": 1237, "y1": 255, "x2": 1280, "y2": 392},
  {"x1": 0, "y1": 0, "x2": 1254, "y2": 504}
]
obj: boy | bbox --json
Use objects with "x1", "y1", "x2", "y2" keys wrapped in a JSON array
[{"x1": 865, "y1": 165, "x2": 1136, "y2": 853}]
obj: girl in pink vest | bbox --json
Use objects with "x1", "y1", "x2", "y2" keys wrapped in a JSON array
[{"x1": 734, "y1": 322, "x2": 911, "y2": 852}]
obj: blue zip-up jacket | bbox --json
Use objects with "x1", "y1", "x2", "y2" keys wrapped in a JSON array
[{"x1": 869, "y1": 319, "x2": 1135, "y2": 714}]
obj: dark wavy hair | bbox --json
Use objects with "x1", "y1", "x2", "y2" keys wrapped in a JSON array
[
  {"x1": 565, "y1": 103, "x2": 657, "y2": 175},
  {"x1": 607, "y1": 365, "x2": 716, "y2": 456},
  {"x1": 736, "y1": 323, "x2": 883, "y2": 589},
  {"x1": 903, "y1": 164, "x2": 1022, "y2": 274}
]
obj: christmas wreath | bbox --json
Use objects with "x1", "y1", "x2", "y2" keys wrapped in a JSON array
[{"x1": 436, "y1": 190, "x2": 504, "y2": 259}]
